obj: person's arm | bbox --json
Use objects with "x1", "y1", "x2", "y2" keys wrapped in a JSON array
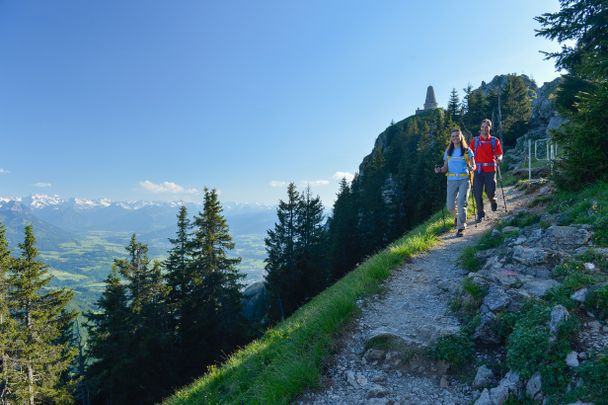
[
  {"x1": 468, "y1": 149, "x2": 476, "y2": 171},
  {"x1": 435, "y1": 150, "x2": 448, "y2": 174},
  {"x1": 495, "y1": 138, "x2": 504, "y2": 163},
  {"x1": 435, "y1": 161, "x2": 448, "y2": 174}
]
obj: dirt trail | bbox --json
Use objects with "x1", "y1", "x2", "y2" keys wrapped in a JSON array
[{"x1": 297, "y1": 187, "x2": 527, "y2": 405}]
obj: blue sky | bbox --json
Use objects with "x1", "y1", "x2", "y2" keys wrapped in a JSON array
[{"x1": 0, "y1": 0, "x2": 562, "y2": 206}]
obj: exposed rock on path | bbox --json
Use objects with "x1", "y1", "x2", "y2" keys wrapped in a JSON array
[{"x1": 296, "y1": 188, "x2": 524, "y2": 405}]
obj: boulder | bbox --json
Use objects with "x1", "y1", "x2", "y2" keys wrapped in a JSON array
[
  {"x1": 483, "y1": 285, "x2": 510, "y2": 312},
  {"x1": 512, "y1": 246, "x2": 549, "y2": 266},
  {"x1": 549, "y1": 305, "x2": 570, "y2": 335},
  {"x1": 475, "y1": 371, "x2": 522, "y2": 405},
  {"x1": 521, "y1": 278, "x2": 560, "y2": 298},
  {"x1": 241, "y1": 281, "x2": 268, "y2": 321},
  {"x1": 542, "y1": 226, "x2": 591, "y2": 250},
  {"x1": 474, "y1": 306, "x2": 502, "y2": 345},
  {"x1": 473, "y1": 365, "x2": 495, "y2": 389},
  {"x1": 525, "y1": 372, "x2": 542, "y2": 400},
  {"x1": 566, "y1": 351, "x2": 580, "y2": 368}
]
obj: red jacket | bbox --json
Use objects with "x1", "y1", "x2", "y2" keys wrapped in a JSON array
[{"x1": 469, "y1": 135, "x2": 503, "y2": 173}]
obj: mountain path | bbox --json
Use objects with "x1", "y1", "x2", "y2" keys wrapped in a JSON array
[{"x1": 296, "y1": 186, "x2": 527, "y2": 405}]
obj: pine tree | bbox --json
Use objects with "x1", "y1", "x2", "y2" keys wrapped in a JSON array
[
  {"x1": 447, "y1": 88, "x2": 461, "y2": 123},
  {"x1": 0, "y1": 224, "x2": 18, "y2": 404},
  {"x1": 328, "y1": 178, "x2": 358, "y2": 280},
  {"x1": 500, "y1": 75, "x2": 532, "y2": 146},
  {"x1": 295, "y1": 186, "x2": 328, "y2": 301},
  {"x1": 535, "y1": 0, "x2": 608, "y2": 189},
  {"x1": 462, "y1": 87, "x2": 488, "y2": 134},
  {"x1": 117, "y1": 236, "x2": 172, "y2": 404},
  {"x1": 86, "y1": 268, "x2": 131, "y2": 404},
  {"x1": 184, "y1": 188, "x2": 246, "y2": 377},
  {"x1": 87, "y1": 236, "x2": 172, "y2": 405},
  {"x1": 265, "y1": 183, "x2": 300, "y2": 320},
  {"x1": 8, "y1": 225, "x2": 76, "y2": 404},
  {"x1": 163, "y1": 205, "x2": 192, "y2": 379},
  {"x1": 165, "y1": 205, "x2": 192, "y2": 330}
]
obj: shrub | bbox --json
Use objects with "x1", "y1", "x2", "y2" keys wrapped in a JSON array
[{"x1": 431, "y1": 333, "x2": 474, "y2": 370}]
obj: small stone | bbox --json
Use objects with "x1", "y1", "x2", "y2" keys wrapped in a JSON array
[
  {"x1": 566, "y1": 351, "x2": 580, "y2": 368},
  {"x1": 584, "y1": 262, "x2": 596, "y2": 271},
  {"x1": 571, "y1": 288, "x2": 589, "y2": 303},
  {"x1": 370, "y1": 374, "x2": 386, "y2": 383},
  {"x1": 549, "y1": 305, "x2": 570, "y2": 335},
  {"x1": 440, "y1": 375, "x2": 449, "y2": 388},
  {"x1": 346, "y1": 370, "x2": 358, "y2": 388},
  {"x1": 526, "y1": 372, "x2": 542, "y2": 400},
  {"x1": 364, "y1": 349, "x2": 386, "y2": 362},
  {"x1": 502, "y1": 226, "x2": 520, "y2": 233},
  {"x1": 588, "y1": 320, "x2": 601, "y2": 331},
  {"x1": 603, "y1": 326, "x2": 608, "y2": 333},
  {"x1": 396, "y1": 371, "x2": 402, "y2": 377}
]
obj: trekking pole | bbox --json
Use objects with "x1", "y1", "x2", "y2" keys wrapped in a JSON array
[{"x1": 496, "y1": 164, "x2": 508, "y2": 212}]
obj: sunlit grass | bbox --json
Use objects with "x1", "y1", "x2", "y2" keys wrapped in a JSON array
[{"x1": 163, "y1": 211, "x2": 452, "y2": 405}]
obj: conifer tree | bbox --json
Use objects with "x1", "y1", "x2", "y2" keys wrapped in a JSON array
[
  {"x1": 500, "y1": 75, "x2": 532, "y2": 145},
  {"x1": 328, "y1": 178, "x2": 359, "y2": 280},
  {"x1": 8, "y1": 225, "x2": 76, "y2": 404},
  {"x1": 535, "y1": 0, "x2": 608, "y2": 188},
  {"x1": 184, "y1": 188, "x2": 246, "y2": 377},
  {"x1": 87, "y1": 236, "x2": 172, "y2": 405},
  {"x1": 165, "y1": 205, "x2": 192, "y2": 331},
  {"x1": 0, "y1": 224, "x2": 17, "y2": 404},
  {"x1": 462, "y1": 86, "x2": 488, "y2": 133},
  {"x1": 86, "y1": 268, "x2": 130, "y2": 404},
  {"x1": 447, "y1": 88, "x2": 461, "y2": 123},
  {"x1": 295, "y1": 186, "x2": 328, "y2": 301},
  {"x1": 265, "y1": 183, "x2": 300, "y2": 320},
  {"x1": 116, "y1": 236, "x2": 172, "y2": 404}
]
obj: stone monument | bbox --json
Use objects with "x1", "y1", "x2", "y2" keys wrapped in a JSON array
[{"x1": 416, "y1": 86, "x2": 439, "y2": 114}]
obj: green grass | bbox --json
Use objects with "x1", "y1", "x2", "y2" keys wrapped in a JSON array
[
  {"x1": 163, "y1": 212, "x2": 452, "y2": 405},
  {"x1": 547, "y1": 181, "x2": 608, "y2": 245}
]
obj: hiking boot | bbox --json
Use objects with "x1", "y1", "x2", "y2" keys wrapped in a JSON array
[
  {"x1": 476, "y1": 212, "x2": 485, "y2": 223},
  {"x1": 456, "y1": 229, "x2": 464, "y2": 237},
  {"x1": 491, "y1": 199, "x2": 498, "y2": 212}
]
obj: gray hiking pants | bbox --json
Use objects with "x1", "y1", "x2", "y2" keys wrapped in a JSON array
[
  {"x1": 446, "y1": 179, "x2": 470, "y2": 230},
  {"x1": 473, "y1": 171, "x2": 496, "y2": 217}
]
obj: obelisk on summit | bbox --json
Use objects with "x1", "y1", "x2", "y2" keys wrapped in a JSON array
[{"x1": 416, "y1": 85, "x2": 439, "y2": 114}]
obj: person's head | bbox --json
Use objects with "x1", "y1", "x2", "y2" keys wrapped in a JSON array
[
  {"x1": 480, "y1": 119, "x2": 492, "y2": 136},
  {"x1": 447, "y1": 128, "x2": 469, "y2": 156}
]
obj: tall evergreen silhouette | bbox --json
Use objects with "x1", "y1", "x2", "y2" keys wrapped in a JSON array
[{"x1": 8, "y1": 225, "x2": 77, "y2": 404}]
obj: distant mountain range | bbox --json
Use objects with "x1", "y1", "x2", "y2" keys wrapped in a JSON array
[
  {"x1": 0, "y1": 194, "x2": 276, "y2": 243},
  {"x1": 0, "y1": 194, "x2": 277, "y2": 310}
]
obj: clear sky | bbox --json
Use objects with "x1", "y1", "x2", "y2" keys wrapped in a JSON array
[{"x1": 0, "y1": 0, "x2": 562, "y2": 206}]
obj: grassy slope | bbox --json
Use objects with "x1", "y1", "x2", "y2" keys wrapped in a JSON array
[{"x1": 164, "y1": 211, "x2": 453, "y2": 405}]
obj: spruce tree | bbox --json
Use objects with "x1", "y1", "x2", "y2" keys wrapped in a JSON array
[
  {"x1": 295, "y1": 186, "x2": 328, "y2": 301},
  {"x1": 500, "y1": 75, "x2": 532, "y2": 146},
  {"x1": 8, "y1": 225, "x2": 76, "y2": 404},
  {"x1": 86, "y1": 268, "x2": 131, "y2": 404},
  {"x1": 165, "y1": 205, "x2": 192, "y2": 330},
  {"x1": 0, "y1": 224, "x2": 18, "y2": 404},
  {"x1": 163, "y1": 205, "x2": 192, "y2": 378},
  {"x1": 117, "y1": 236, "x2": 172, "y2": 404},
  {"x1": 447, "y1": 88, "x2": 461, "y2": 123},
  {"x1": 328, "y1": 178, "x2": 359, "y2": 280},
  {"x1": 265, "y1": 183, "x2": 300, "y2": 320},
  {"x1": 184, "y1": 188, "x2": 246, "y2": 377},
  {"x1": 535, "y1": 0, "x2": 608, "y2": 188}
]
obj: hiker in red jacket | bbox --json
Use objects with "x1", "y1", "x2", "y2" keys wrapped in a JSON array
[{"x1": 470, "y1": 119, "x2": 503, "y2": 222}]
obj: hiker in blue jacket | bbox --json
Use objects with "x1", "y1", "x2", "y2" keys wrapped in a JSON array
[{"x1": 435, "y1": 128, "x2": 476, "y2": 237}]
